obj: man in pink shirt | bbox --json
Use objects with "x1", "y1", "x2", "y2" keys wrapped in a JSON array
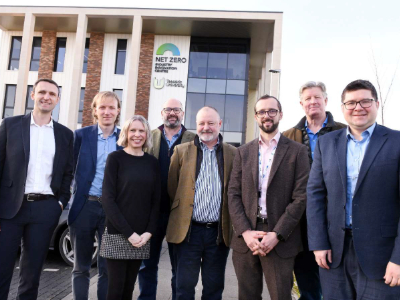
[{"x1": 228, "y1": 94, "x2": 309, "y2": 300}]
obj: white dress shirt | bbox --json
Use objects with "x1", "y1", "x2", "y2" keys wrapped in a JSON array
[{"x1": 24, "y1": 113, "x2": 55, "y2": 195}]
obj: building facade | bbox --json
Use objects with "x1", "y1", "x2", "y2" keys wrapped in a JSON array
[{"x1": 0, "y1": 6, "x2": 282, "y2": 144}]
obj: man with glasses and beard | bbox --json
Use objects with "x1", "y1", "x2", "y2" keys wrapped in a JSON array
[
  {"x1": 138, "y1": 98, "x2": 195, "y2": 300},
  {"x1": 228, "y1": 95, "x2": 309, "y2": 300}
]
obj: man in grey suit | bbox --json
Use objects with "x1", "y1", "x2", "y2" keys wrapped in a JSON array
[
  {"x1": 228, "y1": 94, "x2": 309, "y2": 300},
  {"x1": 307, "y1": 79, "x2": 400, "y2": 299}
]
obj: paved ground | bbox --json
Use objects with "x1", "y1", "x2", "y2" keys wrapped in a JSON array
[{"x1": 9, "y1": 240, "x2": 299, "y2": 299}]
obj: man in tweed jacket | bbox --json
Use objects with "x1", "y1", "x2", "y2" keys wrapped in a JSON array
[
  {"x1": 167, "y1": 106, "x2": 237, "y2": 300},
  {"x1": 228, "y1": 95, "x2": 309, "y2": 300}
]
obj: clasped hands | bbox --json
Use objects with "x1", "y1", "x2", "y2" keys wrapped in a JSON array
[
  {"x1": 242, "y1": 230, "x2": 279, "y2": 256},
  {"x1": 128, "y1": 232, "x2": 152, "y2": 248}
]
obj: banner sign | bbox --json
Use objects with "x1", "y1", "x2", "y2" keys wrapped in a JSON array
[{"x1": 147, "y1": 36, "x2": 191, "y2": 129}]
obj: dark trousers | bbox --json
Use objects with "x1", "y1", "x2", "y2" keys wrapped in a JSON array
[
  {"x1": 69, "y1": 200, "x2": 107, "y2": 300},
  {"x1": 294, "y1": 250, "x2": 322, "y2": 300},
  {"x1": 138, "y1": 211, "x2": 176, "y2": 300},
  {"x1": 232, "y1": 223, "x2": 295, "y2": 300},
  {"x1": 174, "y1": 224, "x2": 230, "y2": 300},
  {"x1": 106, "y1": 258, "x2": 142, "y2": 300},
  {"x1": 320, "y1": 233, "x2": 400, "y2": 300},
  {"x1": 0, "y1": 198, "x2": 61, "y2": 300}
]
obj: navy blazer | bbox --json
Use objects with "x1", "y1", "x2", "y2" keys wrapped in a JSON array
[
  {"x1": 68, "y1": 124, "x2": 122, "y2": 225},
  {"x1": 0, "y1": 113, "x2": 74, "y2": 219},
  {"x1": 307, "y1": 125, "x2": 400, "y2": 280}
]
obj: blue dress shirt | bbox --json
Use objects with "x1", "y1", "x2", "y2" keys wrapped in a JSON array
[
  {"x1": 163, "y1": 127, "x2": 183, "y2": 149},
  {"x1": 345, "y1": 123, "x2": 376, "y2": 228},
  {"x1": 88, "y1": 125, "x2": 118, "y2": 197},
  {"x1": 305, "y1": 116, "x2": 328, "y2": 159}
]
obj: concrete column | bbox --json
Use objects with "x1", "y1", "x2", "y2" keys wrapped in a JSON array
[
  {"x1": 14, "y1": 13, "x2": 35, "y2": 115},
  {"x1": 270, "y1": 16, "x2": 282, "y2": 98},
  {"x1": 122, "y1": 15, "x2": 143, "y2": 122},
  {"x1": 264, "y1": 52, "x2": 273, "y2": 94},
  {"x1": 62, "y1": 13, "x2": 87, "y2": 130}
]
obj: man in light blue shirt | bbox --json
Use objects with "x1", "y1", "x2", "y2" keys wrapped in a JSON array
[
  {"x1": 68, "y1": 91, "x2": 122, "y2": 300},
  {"x1": 307, "y1": 80, "x2": 400, "y2": 300},
  {"x1": 283, "y1": 81, "x2": 345, "y2": 300},
  {"x1": 345, "y1": 123, "x2": 375, "y2": 228}
]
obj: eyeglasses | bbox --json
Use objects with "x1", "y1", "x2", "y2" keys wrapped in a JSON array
[
  {"x1": 163, "y1": 107, "x2": 182, "y2": 114},
  {"x1": 255, "y1": 109, "x2": 279, "y2": 118},
  {"x1": 342, "y1": 99, "x2": 376, "y2": 110}
]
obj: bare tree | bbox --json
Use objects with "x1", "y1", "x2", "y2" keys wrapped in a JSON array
[{"x1": 369, "y1": 44, "x2": 400, "y2": 125}]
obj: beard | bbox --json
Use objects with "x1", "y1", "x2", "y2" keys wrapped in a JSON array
[
  {"x1": 259, "y1": 119, "x2": 279, "y2": 134},
  {"x1": 199, "y1": 130, "x2": 217, "y2": 142},
  {"x1": 163, "y1": 116, "x2": 182, "y2": 129}
]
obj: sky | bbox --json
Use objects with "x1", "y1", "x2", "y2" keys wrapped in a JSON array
[{"x1": 1, "y1": 0, "x2": 400, "y2": 130}]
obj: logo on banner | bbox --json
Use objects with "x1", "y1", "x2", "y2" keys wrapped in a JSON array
[
  {"x1": 156, "y1": 43, "x2": 180, "y2": 56},
  {"x1": 154, "y1": 43, "x2": 187, "y2": 74},
  {"x1": 153, "y1": 77, "x2": 185, "y2": 89}
]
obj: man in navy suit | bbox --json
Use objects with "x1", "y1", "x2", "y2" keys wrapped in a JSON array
[
  {"x1": 0, "y1": 78, "x2": 73, "y2": 300},
  {"x1": 68, "y1": 91, "x2": 122, "y2": 300},
  {"x1": 307, "y1": 79, "x2": 400, "y2": 299}
]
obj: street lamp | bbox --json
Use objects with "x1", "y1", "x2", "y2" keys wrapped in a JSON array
[{"x1": 269, "y1": 69, "x2": 281, "y2": 100}]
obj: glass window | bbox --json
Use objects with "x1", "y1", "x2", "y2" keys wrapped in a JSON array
[
  {"x1": 8, "y1": 36, "x2": 22, "y2": 70},
  {"x1": 206, "y1": 79, "x2": 226, "y2": 94},
  {"x1": 3, "y1": 85, "x2": 17, "y2": 118},
  {"x1": 205, "y1": 94, "x2": 225, "y2": 130},
  {"x1": 115, "y1": 39, "x2": 127, "y2": 75},
  {"x1": 227, "y1": 53, "x2": 247, "y2": 80},
  {"x1": 52, "y1": 86, "x2": 61, "y2": 121},
  {"x1": 78, "y1": 88, "x2": 85, "y2": 124},
  {"x1": 207, "y1": 46, "x2": 228, "y2": 79},
  {"x1": 82, "y1": 38, "x2": 90, "y2": 73},
  {"x1": 226, "y1": 80, "x2": 246, "y2": 95},
  {"x1": 29, "y1": 37, "x2": 42, "y2": 71},
  {"x1": 25, "y1": 85, "x2": 34, "y2": 114},
  {"x1": 224, "y1": 95, "x2": 244, "y2": 132},
  {"x1": 185, "y1": 93, "x2": 205, "y2": 129},
  {"x1": 54, "y1": 38, "x2": 67, "y2": 72},
  {"x1": 113, "y1": 89, "x2": 123, "y2": 102},
  {"x1": 188, "y1": 78, "x2": 206, "y2": 93},
  {"x1": 186, "y1": 39, "x2": 249, "y2": 145},
  {"x1": 189, "y1": 45, "x2": 208, "y2": 78}
]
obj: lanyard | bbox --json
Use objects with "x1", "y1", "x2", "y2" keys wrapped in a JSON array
[{"x1": 258, "y1": 145, "x2": 277, "y2": 193}]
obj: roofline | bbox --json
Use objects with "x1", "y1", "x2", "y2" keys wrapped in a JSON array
[{"x1": 0, "y1": 5, "x2": 283, "y2": 14}]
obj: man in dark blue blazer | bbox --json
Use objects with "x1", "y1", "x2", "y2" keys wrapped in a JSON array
[
  {"x1": 307, "y1": 80, "x2": 400, "y2": 299},
  {"x1": 0, "y1": 78, "x2": 73, "y2": 300},
  {"x1": 68, "y1": 91, "x2": 122, "y2": 300}
]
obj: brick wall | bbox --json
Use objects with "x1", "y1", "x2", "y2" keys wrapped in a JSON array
[
  {"x1": 38, "y1": 31, "x2": 57, "y2": 79},
  {"x1": 135, "y1": 33, "x2": 155, "y2": 118},
  {"x1": 82, "y1": 33, "x2": 105, "y2": 127}
]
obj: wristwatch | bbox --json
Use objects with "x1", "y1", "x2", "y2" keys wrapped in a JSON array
[{"x1": 274, "y1": 231, "x2": 284, "y2": 241}]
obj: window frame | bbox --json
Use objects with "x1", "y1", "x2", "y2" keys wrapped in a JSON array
[
  {"x1": 2, "y1": 84, "x2": 17, "y2": 118},
  {"x1": 114, "y1": 39, "x2": 127, "y2": 75},
  {"x1": 8, "y1": 36, "x2": 22, "y2": 71}
]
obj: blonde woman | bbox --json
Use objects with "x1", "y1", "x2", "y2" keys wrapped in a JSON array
[{"x1": 100, "y1": 115, "x2": 160, "y2": 300}]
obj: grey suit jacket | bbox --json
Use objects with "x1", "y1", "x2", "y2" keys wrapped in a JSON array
[{"x1": 228, "y1": 135, "x2": 309, "y2": 258}]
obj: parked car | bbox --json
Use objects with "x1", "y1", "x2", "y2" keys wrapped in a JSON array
[{"x1": 49, "y1": 203, "x2": 99, "y2": 266}]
